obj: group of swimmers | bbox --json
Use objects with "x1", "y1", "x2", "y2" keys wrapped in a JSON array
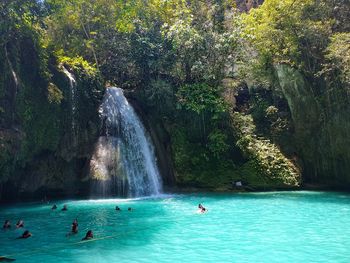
[
  {"x1": 51, "y1": 204, "x2": 67, "y2": 211},
  {"x1": 3, "y1": 220, "x2": 24, "y2": 229},
  {"x1": 2, "y1": 203, "x2": 207, "y2": 243},
  {"x1": 65, "y1": 218, "x2": 93, "y2": 241},
  {"x1": 2, "y1": 220, "x2": 31, "y2": 239},
  {"x1": 3, "y1": 218, "x2": 92, "y2": 241},
  {"x1": 2, "y1": 203, "x2": 138, "y2": 242},
  {"x1": 115, "y1": 206, "x2": 133, "y2": 211}
]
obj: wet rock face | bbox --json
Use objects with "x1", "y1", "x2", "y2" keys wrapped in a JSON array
[
  {"x1": 275, "y1": 64, "x2": 350, "y2": 187},
  {"x1": 0, "y1": 49, "x2": 104, "y2": 201},
  {"x1": 0, "y1": 47, "x2": 18, "y2": 128}
]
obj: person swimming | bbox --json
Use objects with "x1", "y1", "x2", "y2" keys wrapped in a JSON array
[
  {"x1": 3, "y1": 220, "x2": 11, "y2": 229},
  {"x1": 82, "y1": 230, "x2": 93, "y2": 241},
  {"x1": 17, "y1": 230, "x2": 32, "y2": 239},
  {"x1": 128, "y1": 207, "x2": 132, "y2": 211},
  {"x1": 51, "y1": 204, "x2": 57, "y2": 210},
  {"x1": 115, "y1": 206, "x2": 121, "y2": 211},
  {"x1": 61, "y1": 205, "x2": 68, "y2": 211},
  {"x1": 198, "y1": 204, "x2": 207, "y2": 213},
  {"x1": 16, "y1": 220, "x2": 24, "y2": 228},
  {"x1": 0, "y1": 256, "x2": 15, "y2": 262},
  {"x1": 71, "y1": 219, "x2": 78, "y2": 234}
]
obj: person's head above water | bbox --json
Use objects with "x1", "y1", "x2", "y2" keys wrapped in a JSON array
[
  {"x1": 128, "y1": 207, "x2": 132, "y2": 211},
  {"x1": 198, "y1": 204, "x2": 206, "y2": 212},
  {"x1": 16, "y1": 220, "x2": 24, "y2": 228},
  {"x1": 3, "y1": 220, "x2": 10, "y2": 228},
  {"x1": 20, "y1": 230, "x2": 32, "y2": 239},
  {"x1": 82, "y1": 230, "x2": 93, "y2": 241}
]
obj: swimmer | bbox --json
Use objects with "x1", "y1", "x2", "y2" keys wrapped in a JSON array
[
  {"x1": 51, "y1": 204, "x2": 57, "y2": 210},
  {"x1": 198, "y1": 204, "x2": 207, "y2": 213},
  {"x1": 17, "y1": 230, "x2": 32, "y2": 239},
  {"x1": 3, "y1": 220, "x2": 11, "y2": 229},
  {"x1": 0, "y1": 256, "x2": 15, "y2": 262},
  {"x1": 115, "y1": 206, "x2": 121, "y2": 211},
  {"x1": 82, "y1": 230, "x2": 93, "y2": 241},
  {"x1": 128, "y1": 207, "x2": 132, "y2": 211},
  {"x1": 71, "y1": 219, "x2": 78, "y2": 234},
  {"x1": 66, "y1": 219, "x2": 78, "y2": 237},
  {"x1": 61, "y1": 204, "x2": 68, "y2": 211},
  {"x1": 16, "y1": 220, "x2": 24, "y2": 228}
]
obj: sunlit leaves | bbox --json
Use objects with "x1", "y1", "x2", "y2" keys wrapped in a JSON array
[
  {"x1": 241, "y1": 0, "x2": 314, "y2": 66},
  {"x1": 177, "y1": 83, "x2": 227, "y2": 115},
  {"x1": 325, "y1": 33, "x2": 350, "y2": 84}
]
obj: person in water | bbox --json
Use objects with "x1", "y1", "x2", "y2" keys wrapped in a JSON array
[
  {"x1": 82, "y1": 230, "x2": 93, "y2": 241},
  {"x1": 128, "y1": 207, "x2": 132, "y2": 211},
  {"x1": 71, "y1": 219, "x2": 78, "y2": 234},
  {"x1": 16, "y1": 220, "x2": 24, "y2": 228},
  {"x1": 3, "y1": 220, "x2": 11, "y2": 229},
  {"x1": 51, "y1": 204, "x2": 57, "y2": 210},
  {"x1": 115, "y1": 206, "x2": 121, "y2": 211},
  {"x1": 61, "y1": 204, "x2": 68, "y2": 211},
  {"x1": 0, "y1": 256, "x2": 15, "y2": 262},
  {"x1": 198, "y1": 204, "x2": 207, "y2": 213},
  {"x1": 17, "y1": 230, "x2": 32, "y2": 239}
]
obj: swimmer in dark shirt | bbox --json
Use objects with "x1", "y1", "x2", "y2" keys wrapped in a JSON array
[
  {"x1": 71, "y1": 219, "x2": 78, "y2": 234},
  {"x1": 198, "y1": 204, "x2": 207, "y2": 213},
  {"x1": 81, "y1": 230, "x2": 93, "y2": 241},
  {"x1": 17, "y1": 230, "x2": 32, "y2": 239}
]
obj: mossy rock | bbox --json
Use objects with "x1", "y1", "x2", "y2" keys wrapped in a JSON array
[{"x1": 231, "y1": 112, "x2": 301, "y2": 189}]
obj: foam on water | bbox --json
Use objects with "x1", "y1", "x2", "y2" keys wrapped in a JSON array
[{"x1": 84, "y1": 194, "x2": 175, "y2": 204}]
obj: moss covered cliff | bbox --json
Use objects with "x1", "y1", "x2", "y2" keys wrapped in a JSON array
[
  {"x1": 0, "y1": 7, "x2": 104, "y2": 199},
  {"x1": 1, "y1": 0, "x2": 350, "y2": 200}
]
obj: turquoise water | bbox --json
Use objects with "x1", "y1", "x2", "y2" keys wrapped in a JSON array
[{"x1": 1, "y1": 191, "x2": 350, "y2": 262}]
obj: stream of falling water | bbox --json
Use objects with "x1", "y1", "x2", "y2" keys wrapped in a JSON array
[
  {"x1": 90, "y1": 87, "x2": 162, "y2": 197},
  {"x1": 62, "y1": 66, "x2": 77, "y2": 141}
]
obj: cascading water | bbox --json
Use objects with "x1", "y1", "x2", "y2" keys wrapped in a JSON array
[
  {"x1": 62, "y1": 66, "x2": 77, "y2": 141},
  {"x1": 90, "y1": 87, "x2": 163, "y2": 197}
]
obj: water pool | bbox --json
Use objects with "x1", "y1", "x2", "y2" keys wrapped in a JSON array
[{"x1": 1, "y1": 191, "x2": 350, "y2": 262}]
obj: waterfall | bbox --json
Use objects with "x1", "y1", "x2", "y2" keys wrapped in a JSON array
[
  {"x1": 90, "y1": 87, "x2": 163, "y2": 197},
  {"x1": 62, "y1": 66, "x2": 77, "y2": 141}
]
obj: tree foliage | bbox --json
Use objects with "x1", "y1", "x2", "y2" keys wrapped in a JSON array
[
  {"x1": 325, "y1": 33, "x2": 350, "y2": 85},
  {"x1": 241, "y1": 0, "x2": 349, "y2": 84}
]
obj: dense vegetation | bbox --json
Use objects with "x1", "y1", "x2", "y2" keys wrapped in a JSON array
[{"x1": 0, "y1": 0, "x2": 349, "y2": 199}]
